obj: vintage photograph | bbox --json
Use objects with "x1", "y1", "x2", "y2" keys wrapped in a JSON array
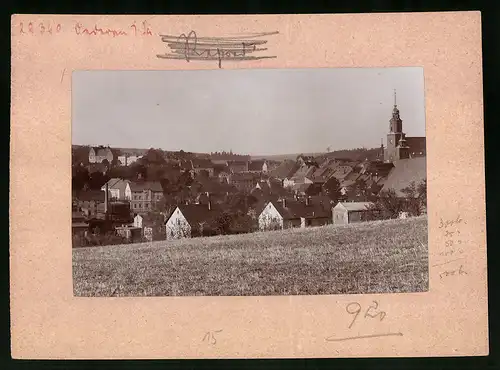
[{"x1": 72, "y1": 68, "x2": 428, "y2": 297}]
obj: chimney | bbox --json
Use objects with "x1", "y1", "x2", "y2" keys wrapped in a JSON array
[
  {"x1": 104, "y1": 182, "x2": 109, "y2": 215},
  {"x1": 282, "y1": 198, "x2": 287, "y2": 208},
  {"x1": 306, "y1": 196, "x2": 311, "y2": 206},
  {"x1": 207, "y1": 192, "x2": 211, "y2": 211}
]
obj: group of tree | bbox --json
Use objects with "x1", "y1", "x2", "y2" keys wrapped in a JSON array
[{"x1": 364, "y1": 179, "x2": 427, "y2": 220}]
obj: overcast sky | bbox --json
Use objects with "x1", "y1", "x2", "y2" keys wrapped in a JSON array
[{"x1": 72, "y1": 67, "x2": 425, "y2": 156}]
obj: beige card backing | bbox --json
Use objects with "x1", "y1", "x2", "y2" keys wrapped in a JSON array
[{"x1": 10, "y1": 12, "x2": 488, "y2": 359}]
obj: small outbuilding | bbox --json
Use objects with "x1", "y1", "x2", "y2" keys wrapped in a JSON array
[{"x1": 332, "y1": 202, "x2": 376, "y2": 225}]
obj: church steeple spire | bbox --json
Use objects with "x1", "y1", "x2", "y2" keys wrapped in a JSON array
[{"x1": 394, "y1": 89, "x2": 397, "y2": 107}]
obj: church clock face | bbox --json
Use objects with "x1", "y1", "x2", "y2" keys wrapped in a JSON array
[{"x1": 390, "y1": 139, "x2": 393, "y2": 144}]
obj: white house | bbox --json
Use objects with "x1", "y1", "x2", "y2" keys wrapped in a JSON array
[
  {"x1": 101, "y1": 178, "x2": 131, "y2": 200},
  {"x1": 165, "y1": 203, "x2": 217, "y2": 240},
  {"x1": 89, "y1": 146, "x2": 114, "y2": 164},
  {"x1": 258, "y1": 201, "x2": 284, "y2": 231},
  {"x1": 117, "y1": 154, "x2": 142, "y2": 166},
  {"x1": 258, "y1": 197, "x2": 332, "y2": 231}
]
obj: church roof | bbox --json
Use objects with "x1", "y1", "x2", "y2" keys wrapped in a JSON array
[
  {"x1": 405, "y1": 137, "x2": 426, "y2": 157},
  {"x1": 381, "y1": 157, "x2": 427, "y2": 197}
]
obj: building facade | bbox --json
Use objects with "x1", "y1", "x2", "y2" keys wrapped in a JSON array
[{"x1": 130, "y1": 182, "x2": 164, "y2": 213}]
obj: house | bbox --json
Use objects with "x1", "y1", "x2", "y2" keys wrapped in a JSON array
[
  {"x1": 117, "y1": 154, "x2": 142, "y2": 166},
  {"x1": 72, "y1": 207, "x2": 89, "y2": 236},
  {"x1": 269, "y1": 160, "x2": 300, "y2": 181},
  {"x1": 247, "y1": 160, "x2": 268, "y2": 173},
  {"x1": 129, "y1": 181, "x2": 164, "y2": 213},
  {"x1": 258, "y1": 197, "x2": 331, "y2": 231},
  {"x1": 332, "y1": 202, "x2": 376, "y2": 225},
  {"x1": 296, "y1": 155, "x2": 317, "y2": 167},
  {"x1": 330, "y1": 165, "x2": 354, "y2": 180},
  {"x1": 191, "y1": 159, "x2": 215, "y2": 177},
  {"x1": 228, "y1": 172, "x2": 259, "y2": 192},
  {"x1": 74, "y1": 190, "x2": 105, "y2": 217},
  {"x1": 218, "y1": 171, "x2": 231, "y2": 184},
  {"x1": 115, "y1": 225, "x2": 142, "y2": 243},
  {"x1": 133, "y1": 213, "x2": 166, "y2": 241},
  {"x1": 101, "y1": 178, "x2": 131, "y2": 200},
  {"x1": 292, "y1": 182, "x2": 323, "y2": 198},
  {"x1": 89, "y1": 146, "x2": 114, "y2": 164},
  {"x1": 227, "y1": 160, "x2": 249, "y2": 173},
  {"x1": 165, "y1": 202, "x2": 219, "y2": 240}
]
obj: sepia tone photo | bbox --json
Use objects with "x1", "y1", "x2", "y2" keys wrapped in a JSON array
[{"x1": 72, "y1": 68, "x2": 428, "y2": 297}]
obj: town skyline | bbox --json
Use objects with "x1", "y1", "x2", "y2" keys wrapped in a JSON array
[{"x1": 72, "y1": 68, "x2": 425, "y2": 156}]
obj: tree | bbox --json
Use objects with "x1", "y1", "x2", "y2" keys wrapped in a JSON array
[
  {"x1": 371, "y1": 188, "x2": 406, "y2": 219},
  {"x1": 400, "y1": 180, "x2": 427, "y2": 216},
  {"x1": 323, "y1": 177, "x2": 341, "y2": 202},
  {"x1": 212, "y1": 211, "x2": 233, "y2": 235},
  {"x1": 72, "y1": 164, "x2": 90, "y2": 192},
  {"x1": 142, "y1": 148, "x2": 163, "y2": 164}
]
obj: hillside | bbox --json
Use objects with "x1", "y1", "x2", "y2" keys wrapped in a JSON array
[
  {"x1": 251, "y1": 147, "x2": 382, "y2": 161},
  {"x1": 73, "y1": 216, "x2": 428, "y2": 297}
]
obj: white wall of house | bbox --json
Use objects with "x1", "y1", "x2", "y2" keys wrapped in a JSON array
[
  {"x1": 332, "y1": 204, "x2": 349, "y2": 225},
  {"x1": 134, "y1": 214, "x2": 143, "y2": 228},
  {"x1": 117, "y1": 155, "x2": 127, "y2": 166},
  {"x1": 109, "y1": 188, "x2": 120, "y2": 199},
  {"x1": 125, "y1": 183, "x2": 132, "y2": 200},
  {"x1": 258, "y1": 202, "x2": 284, "y2": 231},
  {"x1": 283, "y1": 178, "x2": 295, "y2": 188},
  {"x1": 165, "y1": 207, "x2": 192, "y2": 240}
]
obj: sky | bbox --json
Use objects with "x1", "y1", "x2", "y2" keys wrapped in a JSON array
[{"x1": 72, "y1": 67, "x2": 425, "y2": 156}]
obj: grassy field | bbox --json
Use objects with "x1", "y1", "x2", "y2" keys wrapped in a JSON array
[{"x1": 73, "y1": 216, "x2": 428, "y2": 296}]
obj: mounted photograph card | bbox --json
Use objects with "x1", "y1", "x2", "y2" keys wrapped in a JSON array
[{"x1": 10, "y1": 12, "x2": 487, "y2": 358}]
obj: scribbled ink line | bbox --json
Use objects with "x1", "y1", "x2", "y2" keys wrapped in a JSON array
[{"x1": 157, "y1": 30, "x2": 279, "y2": 68}]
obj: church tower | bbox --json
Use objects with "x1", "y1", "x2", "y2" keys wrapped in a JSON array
[{"x1": 384, "y1": 90, "x2": 407, "y2": 162}]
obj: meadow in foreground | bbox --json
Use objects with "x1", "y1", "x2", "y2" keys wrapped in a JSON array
[{"x1": 73, "y1": 216, "x2": 428, "y2": 296}]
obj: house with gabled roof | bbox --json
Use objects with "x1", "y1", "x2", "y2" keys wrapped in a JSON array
[
  {"x1": 258, "y1": 197, "x2": 332, "y2": 231},
  {"x1": 227, "y1": 160, "x2": 249, "y2": 173},
  {"x1": 191, "y1": 158, "x2": 215, "y2": 177},
  {"x1": 269, "y1": 160, "x2": 300, "y2": 181},
  {"x1": 165, "y1": 202, "x2": 220, "y2": 240},
  {"x1": 133, "y1": 212, "x2": 166, "y2": 241},
  {"x1": 101, "y1": 178, "x2": 131, "y2": 200},
  {"x1": 332, "y1": 201, "x2": 377, "y2": 225},
  {"x1": 89, "y1": 146, "x2": 114, "y2": 164},
  {"x1": 247, "y1": 160, "x2": 268, "y2": 173},
  {"x1": 228, "y1": 172, "x2": 260, "y2": 192}
]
